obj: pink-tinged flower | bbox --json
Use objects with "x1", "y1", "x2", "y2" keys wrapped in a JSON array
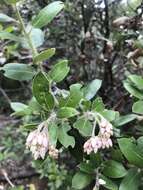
[
  {"x1": 26, "y1": 123, "x2": 49, "y2": 160},
  {"x1": 84, "y1": 136, "x2": 103, "y2": 154}
]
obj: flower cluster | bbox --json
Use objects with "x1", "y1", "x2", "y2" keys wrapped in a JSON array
[
  {"x1": 84, "y1": 114, "x2": 113, "y2": 155},
  {"x1": 26, "y1": 121, "x2": 58, "y2": 160}
]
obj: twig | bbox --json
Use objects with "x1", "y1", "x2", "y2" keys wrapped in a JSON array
[
  {"x1": 0, "y1": 87, "x2": 11, "y2": 104},
  {"x1": 1, "y1": 170, "x2": 15, "y2": 188}
]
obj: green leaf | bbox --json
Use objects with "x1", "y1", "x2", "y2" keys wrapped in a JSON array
[
  {"x1": 128, "y1": 74, "x2": 143, "y2": 90},
  {"x1": 57, "y1": 107, "x2": 79, "y2": 118},
  {"x1": 123, "y1": 81, "x2": 143, "y2": 99},
  {"x1": 101, "y1": 109, "x2": 119, "y2": 122},
  {"x1": 32, "y1": 1, "x2": 64, "y2": 28},
  {"x1": 49, "y1": 123, "x2": 58, "y2": 146},
  {"x1": 11, "y1": 102, "x2": 28, "y2": 112},
  {"x1": 113, "y1": 114, "x2": 137, "y2": 127},
  {"x1": 34, "y1": 48, "x2": 55, "y2": 63},
  {"x1": 4, "y1": 0, "x2": 21, "y2": 4},
  {"x1": 0, "y1": 13, "x2": 16, "y2": 22},
  {"x1": 22, "y1": 27, "x2": 44, "y2": 49},
  {"x1": 1, "y1": 63, "x2": 36, "y2": 81},
  {"x1": 132, "y1": 101, "x2": 143, "y2": 114},
  {"x1": 58, "y1": 123, "x2": 75, "y2": 148},
  {"x1": 0, "y1": 31, "x2": 20, "y2": 42},
  {"x1": 32, "y1": 72, "x2": 55, "y2": 111},
  {"x1": 22, "y1": 123, "x2": 38, "y2": 131},
  {"x1": 118, "y1": 138, "x2": 143, "y2": 167},
  {"x1": 100, "y1": 175, "x2": 118, "y2": 190},
  {"x1": 49, "y1": 60, "x2": 70, "y2": 83},
  {"x1": 83, "y1": 79, "x2": 102, "y2": 100},
  {"x1": 119, "y1": 168, "x2": 141, "y2": 190},
  {"x1": 72, "y1": 172, "x2": 93, "y2": 189},
  {"x1": 59, "y1": 83, "x2": 83, "y2": 107},
  {"x1": 92, "y1": 97, "x2": 105, "y2": 112},
  {"x1": 10, "y1": 102, "x2": 32, "y2": 116},
  {"x1": 78, "y1": 162, "x2": 94, "y2": 174},
  {"x1": 103, "y1": 160, "x2": 127, "y2": 178},
  {"x1": 73, "y1": 117, "x2": 92, "y2": 136}
]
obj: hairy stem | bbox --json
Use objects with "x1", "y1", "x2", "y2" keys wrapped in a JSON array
[{"x1": 14, "y1": 4, "x2": 38, "y2": 58}]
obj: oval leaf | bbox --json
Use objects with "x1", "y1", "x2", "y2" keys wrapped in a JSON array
[
  {"x1": 32, "y1": 1, "x2": 64, "y2": 28},
  {"x1": 1, "y1": 63, "x2": 36, "y2": 81},
  {"x1": 32, "y1": 72, "x2": 55, "y2": 110},
  {"x1": 103, "y1": 160, "x2": 127, "y2": 178},
  {"x1": 118, "y1": 138, "x2": 143, "y2": 167},
  {"x1": 72, "y1": 172, "x2": 93, "y2": 189},
  {"x1": 34, "y1": 48, "x2": 55, "y2": 63},
  {"x1": 119, "y1": 168, "x2": 141, "y2": 190}
]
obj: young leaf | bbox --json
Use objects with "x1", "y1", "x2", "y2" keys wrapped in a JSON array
[
  {"x1": 73, "y1": 117, "x2": 93, "y2": 136},
  {"x1": 83, "y1": 79, "x2": 102, "y2": 100},
  {"x1": 48, "y1": 60, "x2": 70, "y2": 83},
  {"x1": 103, "y1": 160, "x2": 127, "y2": 178},
  {"x1": 32, "y1": 72, "x2": 55, "y2": 110},
  {"x1": 132, "y1": 101, "x2": 143, "y2": 114},
  {"x1": 0, "y1": 13, "x2": 16, "y2": 23},
  {"x1": 32, "y1": 1, "x2": 64, "y2": 28},
  {"x1": 34, "y1": 48, "x2": 55, "y2": 63},
  {"x1": 113, "y1": 114, "x2": 137, "y2": 127},
  {"x1": 57, "y1": 107, "x2": 79, "y2": 118},
  {"x1": 1, "y1": 63, "x2": 36, "y2": 81},
  {"x1": 119, "y1": 168, "x2": 141, "y2": 190},
  {"x1": 58, "y1": 123, "x2": 75, "y2": 148},
  {"x1": 118, "y1": 138, "x2": 143, "y2": 167},
  {"x1": 72, "y1": 172, "x2": 93, "y2": 189}
]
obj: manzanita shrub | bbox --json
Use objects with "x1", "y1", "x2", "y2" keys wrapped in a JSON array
[{"x1": 1, "y1": 1, "x2": 143, "y2": 190}]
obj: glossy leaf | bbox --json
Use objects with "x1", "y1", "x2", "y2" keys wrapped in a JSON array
[
  {"x1": 92, "y1": 97, "x2": 105, "y2": 112},
  {"x1": 132, "y1": 101, "x2": 143, "y2": 114},
  {"x1": 32, "y1": 1, "x2": 64, "y2": 28},
  {"x1": 123, "y1": 81, "x2": 143, "y2": 99},
  {"x1": 118, "y1": 138, "x2": 143, "y2": 167},
  {"x1": 72, "y1": 172, "x2": 93, "y2": 189},
  {"x1": 119, "y1": 168, "x2": 141, "y2": 190},
  {"x1": 100, "y1": 175, "x2": 118, "y2": 190},
  {"x1": 103, "y1": 160, "x2": 127, "y2": 178},
  {"x1": 32, "y1": 72, "x2": 55, "y2": 110},
  {"x1": 49, "y1": 60, "x2": 70, "y2": 83},
  {"x1": 1, "y1": 63, "x2": 36, "y2": 81},
  {"x1": 128, "y1": 74, "x2": 143, "y2": 90},
  {"x1": 101, "y1": 109, "x2": 119, "y2": 122},
  {"x1": 113, "y1": 114, "x2": 137, "y2": 127},
  {"x1": 34, "y1": 48, "x2": 55, "y2": 63},
  {"x1": 83, "y1": 79, "x2": 102, "y2": 100}
]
